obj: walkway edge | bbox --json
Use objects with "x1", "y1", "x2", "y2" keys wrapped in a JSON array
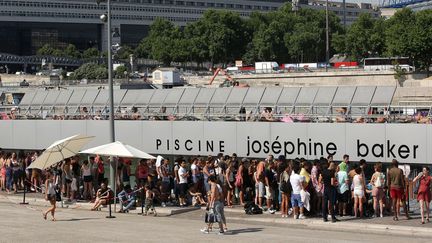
[{"x1": 228, "y1": 216, "x2": 432, "y2": 237}]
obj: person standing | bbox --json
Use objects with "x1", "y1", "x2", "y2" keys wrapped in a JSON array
[
  {"x1": 321, "y1": 162, "x2": 338, "y2": 223},
  {"x1": 413, "y1": 167, "x2": 431, "y2": 224},
  {"x1": 178, "y1": 161, "x2": 189, "y2": 207},
  {"x1": 225, "y1": 160, "x2": 235, "y2": 208},
  {"x1": 353, "y1": 167, "x2": 364, "y2": 218},
  {"x1": 387, "y1": 159, "x2": 409, "y2": 221},
  {"x1": 81, "y1": 160, "x2": 93, "y2": 200},
  {"x1": 203, "y1": 157, "x2": 215, "y2": 193},
  {"x1": 43, "y1": 170, "x2": 57, "y2": 221},
  {"x1": 255, "y1": 160, "x2": 266, "y2": 208},
  {"x1": 208, "y1": 175, "x2": 227, "y2": 234},
  {"x1": 136, "y1": 159, "x2": 149, "y2": 188},
  {"x1": 336, "y1": 162, "x2": 349, "y2": 217},
  {"x1": 370, "y1": 162, "x2": 385, "y2": 218},
  {"x1": 280, "y1": 163, "x2": 291, "y2": 217},
  {"x1": 290, "y1": 161, "x2": 306, "y2": 219}
]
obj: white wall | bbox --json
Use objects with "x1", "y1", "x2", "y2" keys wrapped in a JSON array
[{"x1": 2, "y1": 120, "x2": 430, "y2": 163}]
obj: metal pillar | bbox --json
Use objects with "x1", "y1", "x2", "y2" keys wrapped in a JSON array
[{"x1": 325, "y1": 0, "x2": 330, "y2": 72}]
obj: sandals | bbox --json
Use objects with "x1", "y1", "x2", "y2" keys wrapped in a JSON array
[
  {"x1": 393, "y1": 216, "x2": 399, "y2": 221},
  {"x1": 43, "y1": 213, "x2": 47, "y2": 220}
]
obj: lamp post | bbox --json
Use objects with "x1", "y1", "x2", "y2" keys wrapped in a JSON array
[
  {"x1": 325, "y1": 0, "x2": 330, "y2": 72},
  {"x1": 98, "y1": 0, "x2": 116, "y2": 218}
]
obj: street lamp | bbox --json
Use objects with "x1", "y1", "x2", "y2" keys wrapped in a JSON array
[
  {"x1": 98, "y1": 0, "x2": 116, "y2": 218},
  {"x1": 325, "y1": 0, "x2": 330, "y2": 72}
]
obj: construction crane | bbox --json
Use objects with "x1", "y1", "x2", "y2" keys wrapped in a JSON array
[{"x1": 208, "y1": 67, "x2": 234, "y2": 85}]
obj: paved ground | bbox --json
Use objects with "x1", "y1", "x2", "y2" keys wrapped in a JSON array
[{"x1": 0, "y1": 193, "x2": 431, "y2": 243}]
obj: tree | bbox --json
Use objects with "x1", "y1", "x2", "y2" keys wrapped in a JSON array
[
  {"x1": 385, "y1": 8, "x2": 416, "y2": 58},
  {"x1": 82, "y1": 47, "x2": 100, "y2": 59},
  {"x1": 412, "y1": 10, "x2": 432, "y2": 75},
  {"x1": 140, "y1": 17, "x2": 178, "y2": 66},
  {"x1": 244, "y1": 6, "x2": 295, "y2": 63},
  {"x1": 115, "y1": 65, "x2": 128, "y2": 78},
  {"x1": 190, "y1": 10, "x2": 249, "y2": 65},
  {"x1": 37, "y1": 44, "x2": 60, "y2": 56},
  {"x1": 343, "y1": 14, "x2": 386, "y2": 61},
  {"x1": 116, "y1": 45, "x2": 134, "y2": 60},
  {"x1": 63, "y1": 44, "x2": 80, "y2": 58},
  {"x1": 71, "y1": 63, "x2": 107, "y2": 80}
]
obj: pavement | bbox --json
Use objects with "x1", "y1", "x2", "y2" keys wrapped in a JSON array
[
  {"x1": 0, "y1": 195, "x2": 430, "y2": 243},
  {"x1": 2, "y1": 191, "x2": 432, "y2": 239}
]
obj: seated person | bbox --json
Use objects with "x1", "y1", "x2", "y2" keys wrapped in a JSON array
[
  {"x1": 131, "y1": 106, "x2": 141, "y2": 120},
  {"x1": 91, "y1": 183, "x2": 112, "y2": 211},
  {"x1": 118, "y1": 184, "x2": 136, "y2": 213},
  {"x1": 260, "y1": 107, "x2": 275, "y2": 121},
  {"x1": 335, "y1": 107, "x2": 348, "y2": 123},
  {"x1": 188, "y1": 183, "x2": 206, "y2": 207}
]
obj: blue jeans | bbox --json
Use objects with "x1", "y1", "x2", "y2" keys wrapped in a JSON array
[
  {"x1": 122, "y1": 199, "x2": 135, "y2": 211},
  {"x1": 291, "y1": 193, "x2": 303, "y2": 208}
]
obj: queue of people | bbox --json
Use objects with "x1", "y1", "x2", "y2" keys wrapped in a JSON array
[{"x1": 1, "y1": 149, "x2": 431, "y2": 226}]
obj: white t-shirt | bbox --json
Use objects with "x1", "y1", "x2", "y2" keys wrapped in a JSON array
[
  {"x1": 191, "y1": 164, "x2": 197, "y2": 174},
  {"x1": 178, "y1": 167, "x2": 188, "y2": 184},
  {"x1": 290, "y1": 172, "x2": 305, "y2": 195}
]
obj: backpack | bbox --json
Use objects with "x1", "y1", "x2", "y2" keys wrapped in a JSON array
[
  {"x1": 279, "y1": 173, "x2": 292, "y2": 194},
  {"x1": 244, "y1": 202, "x2": 263, "y2": 215}
]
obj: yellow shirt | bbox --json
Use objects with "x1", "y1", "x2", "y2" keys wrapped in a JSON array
[{"x1": 300, "y1": 168, "x2": 311, "y2": 184}]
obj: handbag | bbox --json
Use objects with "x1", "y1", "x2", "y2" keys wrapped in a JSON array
[
  {"x1": 55, "y1": 186, "x2": 62, "y2": 202},
  {"x1": 205, "y1": 210, "x2": 218, "y2": 223}
]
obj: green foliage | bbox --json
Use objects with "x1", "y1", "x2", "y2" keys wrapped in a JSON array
[
  {"x1": 64, "y1": 44, "x2": 81, "y2": 58},
  {"x1": 71, "y1": 63, "x2": 107, "y2": 80},
  {"x1": 33, "y1": 7, "x2": 432, "y2": 73},
  {"x1": 82, "y1": 48, "x2": 100, "y2": 59},
  {"x1": 115, "y1": 65, "x2": 128, "y2": 78},
  {"x1": 36, "y1": 44, "x2": 63, "y2": 57},
  {"x1": 411, "y1": 10, "x2": 432, "y2": 74},
  {"x1": 116, "y1": 45, "x2": 134, "y2": 60}
]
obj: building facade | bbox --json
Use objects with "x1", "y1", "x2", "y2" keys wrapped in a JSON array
[{"x1": 0, "y1": 0, "x2": 380, "y2": 56}]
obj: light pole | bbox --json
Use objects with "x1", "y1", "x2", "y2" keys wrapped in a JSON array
[
  {"x1": 325, "y1": 0, "x2": 330, "y2": 72},
  {"x1": 98, "y1": 0, "x2": 116, "y2": 218}
]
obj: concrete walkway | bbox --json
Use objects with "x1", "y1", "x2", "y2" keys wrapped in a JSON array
[{"x1": 3, "y1": 191, "x2": 432, "y2": 238}]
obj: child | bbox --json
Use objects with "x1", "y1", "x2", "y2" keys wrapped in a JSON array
[{"x1": 144, "y1": 184, "x2": 157, "y2": 216}]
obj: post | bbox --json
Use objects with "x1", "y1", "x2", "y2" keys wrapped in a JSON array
[
  {"x1": 343, "y1": 0, "x2": 346, "y2": 28},
  {"x1": 325, "y1": 0, "x2": 330, "y2": 72},
  {"x1": 107, "y1": 0, "x2": 116, "y2": 219},
  {"x1": 20, "y1": 184, "x2": 29, "y2": 205}
]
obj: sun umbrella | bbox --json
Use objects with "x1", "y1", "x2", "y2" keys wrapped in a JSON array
[
  {"x1": 28, "y1": 134, "x2": 95, "y2": 170},
  {"x1": 79, "y1": 141, "x2": 155, "y2": 159}
]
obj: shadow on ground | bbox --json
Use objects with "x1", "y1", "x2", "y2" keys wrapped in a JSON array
[{"x1": 224, "y1": 227, "x2": 264, "y2": 235}]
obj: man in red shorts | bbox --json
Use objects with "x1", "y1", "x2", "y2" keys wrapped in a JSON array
[{"x1": 387, "y1": 159, "x2": 409, "y2": 220}]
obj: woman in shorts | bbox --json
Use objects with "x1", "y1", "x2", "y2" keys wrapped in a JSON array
[
  {"x1": 81, "y1": 160, "x2": 93, "y2": 200},
  {"x1": 43, "y1": 170, "x2": 57, "y2": 221},
  {"x1": 225, "y1": 160, "x2": 235, "y2": 208},
  {"x1": 353, "y1": 167, "x2": 364, "y2": 218},
  {"x1": 413, "y1": 166, "x2": 431, "y2": 224},
  {"x1": 370, "y1": 162, "x2": 385, "y2": 218}
]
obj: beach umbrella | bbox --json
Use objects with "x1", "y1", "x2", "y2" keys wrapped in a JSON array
[
  {"x1": 28, "y1": 134, "x2": 94, "y2": 170},
  {"x1": 80, "y1": 141, "x2": 155, "y2": 159}
]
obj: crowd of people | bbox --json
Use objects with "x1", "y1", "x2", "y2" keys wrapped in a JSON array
[
  {"x1": 2, "y1": 105, "x2": 432, "y2": 124},
  {"x1": 1, "y1": 150, "x2": 431, "y2": 226}
]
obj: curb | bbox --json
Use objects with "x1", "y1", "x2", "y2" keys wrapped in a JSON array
[
  {"x1": 228, "y1": 216, "x2": 432, "y2": 238},
  {"x1": 2, "y1": 194, "x2": 200, "y2": 216}
]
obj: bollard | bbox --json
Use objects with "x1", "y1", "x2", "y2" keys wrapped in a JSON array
[
  {"x1": 20, "y1": 184, "x2": 29, "y2": 205},
  {"x1": 106, "y1": 191, "x2": 116, "y2": 219}
]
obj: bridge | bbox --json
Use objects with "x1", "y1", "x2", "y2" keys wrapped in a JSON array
[
  {"x1": 380, "y1": 0, "x2": 431, "y2": 8},
  {"x1": 0, "y1": 53, "x2": 127, "y2": 71}
]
